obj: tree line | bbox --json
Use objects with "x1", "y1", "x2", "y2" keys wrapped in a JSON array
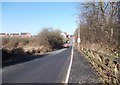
[{"x1": 74, "y1": 1, "x2": 120, "y2": 54}]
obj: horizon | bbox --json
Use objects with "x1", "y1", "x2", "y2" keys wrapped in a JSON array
[{"x1": 0, "y1": 31, "x2": 72, "y2": 36}]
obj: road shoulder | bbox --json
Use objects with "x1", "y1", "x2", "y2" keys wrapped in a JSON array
[{"x1": 69, "y1": 48, "x2": 100, "y2": 84}]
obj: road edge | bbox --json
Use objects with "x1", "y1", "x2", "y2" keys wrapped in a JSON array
[{"x1": 65, "y1": 46, "x2": 74, "y2": 83}]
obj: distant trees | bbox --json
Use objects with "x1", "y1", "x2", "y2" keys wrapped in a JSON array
[{"x1": 75, "y1": 1, "x2": 120, "y2": 53}]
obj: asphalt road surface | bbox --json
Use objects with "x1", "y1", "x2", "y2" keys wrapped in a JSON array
[{"x1": 2, "y1": 47, "x2": 72, "y2": 83}]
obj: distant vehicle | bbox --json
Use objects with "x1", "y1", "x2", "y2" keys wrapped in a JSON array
[{"x1": 63, "y1": 43, "x2": 69, "y2": 48}]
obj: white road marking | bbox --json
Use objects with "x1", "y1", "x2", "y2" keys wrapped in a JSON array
[{"x1": 65, "y1": 45, "x2": 74, "y2": 83}]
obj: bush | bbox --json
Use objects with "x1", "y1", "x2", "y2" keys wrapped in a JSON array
[
  {"x1": 6, "y1": 37, "x2": 21, "y2": 48},
  {"x1": 2, "y1": 37, "x2": 36, "y2": 48},
  {"x1": 2, "y1": 37, "x2": 10, "y2": 46},
  {"x1": 48, "y1": 30, "x2": 63, "y2": 49},
  {"x1": 36, "y1": 28, "x2": 50, "y2": 45},
  {"x1": 2, "y1": 48, "x2": 12, "y2": 62},
  {"x1": 2, "y1": 48, "x2": 26, "y2": 62},
  {"x1": 36, "y1": 28, "x2": 63, "y2": 49}
]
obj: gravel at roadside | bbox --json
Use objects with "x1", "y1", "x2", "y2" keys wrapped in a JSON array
[{"x1": 68, "y1": 48, "x2": 100, "y2": 84}]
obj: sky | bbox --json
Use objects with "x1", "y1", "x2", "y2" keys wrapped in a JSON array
[{"x1": 2, "y1": 2, "x2": 79, "y2": 35}]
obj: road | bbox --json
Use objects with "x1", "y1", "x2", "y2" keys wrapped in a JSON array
[{"x1": 2, "y1": 47, "x2": 72, "y2": 83}]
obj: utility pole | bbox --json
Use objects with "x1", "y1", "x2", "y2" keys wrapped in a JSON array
[
  {"x1": 77, "y1": 19, "x2": 80, "y2": 50},
  {"x1": 77, "y1": 28, "x2": 80, "y2": 50}
]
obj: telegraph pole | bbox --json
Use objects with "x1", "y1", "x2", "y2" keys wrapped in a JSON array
[{"x1": 77, "y1": 19, "x2": 80, "y2": 50}]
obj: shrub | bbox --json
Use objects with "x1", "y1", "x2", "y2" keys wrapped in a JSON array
[
  {"x1": 2, "y1": 48, "x2": 12, "y2": 62},
  {"x1": 36, "y1": 28, "x2": 50, "y2": 46},
  {"x1": 2, "y1": 37, "x2": 36, "y2": 48},
  {"x1": 48, "y1": 30, "x2": 63, "y2": 49},
  {"x1": 1, "y1": 37, "x2": 10, "y2": 46},
  {"x1": 5, "y1": 37, "x2": 20, "y2": 48},
  {"x1": 36, "y1": 28, "x2": 63, "y2": 49},
  {"x1": 2, "y1": 48, "x2": 26, "y2": 62}
]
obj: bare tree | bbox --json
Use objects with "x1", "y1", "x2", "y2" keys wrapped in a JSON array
[{"x1": 75, "y1": 0, "x2": 119, "y2": 53}]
